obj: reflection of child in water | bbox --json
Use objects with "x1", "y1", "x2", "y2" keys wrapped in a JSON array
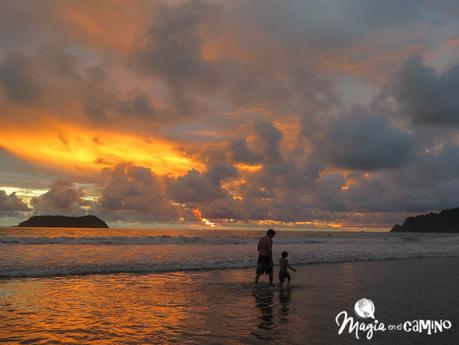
[{"x1": 279, "y1": 251, "x2": 296, "y2": 287}]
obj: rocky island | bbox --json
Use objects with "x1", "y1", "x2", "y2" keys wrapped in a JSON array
[
  {"x1": 391, "y1": 207, "x2": 459, "y2": 233},
  {"x1": 18, "y1": 215, "x2": 109, "y2": 228}
]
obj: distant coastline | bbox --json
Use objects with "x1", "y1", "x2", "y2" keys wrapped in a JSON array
[
  {"x1": 18, "y1": 215, "x2": 109, "y2": 228},
  {"x1": 391, "y1": 207, "x2": 459, "y2": 233}
]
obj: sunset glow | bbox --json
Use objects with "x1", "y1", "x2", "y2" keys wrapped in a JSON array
[
  {"x1": 1, "y1": 0, "x2": 458, "y2": 229},
  {"x1": 2, "y1": 3, "x2": 459, "y2": 345},
  {"x1": 0, "y1": 122, "x2": 201, "y2": 176}
]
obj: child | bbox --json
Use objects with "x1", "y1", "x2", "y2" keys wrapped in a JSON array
[{"x1": 279, "y1": 251, "x2": 296, "y2": 287}]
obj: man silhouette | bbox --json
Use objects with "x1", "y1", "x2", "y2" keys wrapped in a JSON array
[{"x1": 255, "y1": 229, "x2": 276, "y2": 286}]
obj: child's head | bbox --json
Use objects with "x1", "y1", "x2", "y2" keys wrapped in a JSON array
[{"x1": 281, "y1": 251, "x2": 288, "y2": 258}]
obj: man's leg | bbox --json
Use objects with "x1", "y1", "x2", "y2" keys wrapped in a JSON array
[
  {"x1": 269, "y1": 272, "x2": 273, "y2": 286},
  {"x1": 255, "y1": 273, "x2": 261, "y2": 283}
]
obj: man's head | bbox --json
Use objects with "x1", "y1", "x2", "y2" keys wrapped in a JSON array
[
  {"x1": 267, "y1": 229, "x2": 276, "y2": 238},
  {"x1": 282, "y1": 251, "x2": 288, "y2": 258}
]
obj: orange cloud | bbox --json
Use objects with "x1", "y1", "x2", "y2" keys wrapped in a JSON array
[
  {"x1": 234, "y1": 163, "x2": 263, "y2": 172},
  {"x1": 315, "y1": 40, "x2": 425, "y2": 81},
  {"x1": 58, "y1": 0, "x2": 150, "y2": 53},
  {"x1": 0, "y1": 121, "x2": 202, "y2": 177}
]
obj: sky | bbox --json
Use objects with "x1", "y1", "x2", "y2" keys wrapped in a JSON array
[{"x1": 1, "y1": 0, "x2": 459, "y2": 229}]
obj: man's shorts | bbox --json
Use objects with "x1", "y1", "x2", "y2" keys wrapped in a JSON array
[
  {"x1": 279, "y1": 270, "x2": 291, "y2": 283},
  {"x1": 256, "y1": 255, "x2": 273, "y2": 275}
]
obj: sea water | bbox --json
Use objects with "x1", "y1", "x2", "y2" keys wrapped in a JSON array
[
  {"x1": 1, "y1": 227, "x2": 459, "y2": 278},
  {"x1": 1, "y1": 228, "x2": 459, "y2": 344}
]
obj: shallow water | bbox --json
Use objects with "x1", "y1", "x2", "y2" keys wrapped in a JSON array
[
  {"x1": 1, "y1": 228, "x2": 459, "y2": 278},
  {"x1": 1, "y1": 258, "x2": 458, "y2": 344},
  {"x1": 1, "y1": 228, "x2": 459, "y2": 343}
]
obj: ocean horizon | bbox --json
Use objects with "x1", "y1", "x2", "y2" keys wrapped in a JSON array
[
  {"x1": 1, "y1": 227, "x2": 459, "y2": 279},
  {"x1": 2, "y1": 0, "x2": 459, "y2": 343}
]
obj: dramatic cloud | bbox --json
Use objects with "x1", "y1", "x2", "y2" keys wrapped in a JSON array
[
  {"x1": 30, "y1": 181, "x2": 88, "y2": 215},
  {"x1": 131, "y1": 0, "x2": 220, "y2": 118},
  {"x1": 0, "y1": 190, "x2": 30, "y2": 211},
  {"x1": 167, "y1": 164, "x2": 237, "y2": 209},
  {"x1": 230, "y1": 120, "x2": 283, "y2": 164},
  {"x1": 316, "y1": 112, "x2": 413, "y2": 170},
  {"x1": 1, "y1": 0, "x2": 459, "y2": 228},
  {"x1": 392, "y1": 56, "x2": 459, "y2": 126},
  {"x1": 0, "y1": 52, "x2": 41, "y2": 104},
  {"x1": 99, "y1": 164, "x2": 180, "y2": 221}
]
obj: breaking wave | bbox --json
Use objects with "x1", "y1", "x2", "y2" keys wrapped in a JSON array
[{"x1": 1, "y1": 234, "x2": 459, "y2": 279}]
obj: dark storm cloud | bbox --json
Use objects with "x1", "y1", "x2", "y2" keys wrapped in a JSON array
[
  {"x1": 392, "y1": 56, "x2": 459, "y2": 126},
  {"x1": 82, "y1": 66, "x2": 175, "y2": 125},
  {"x1": 2, "y1": 0, "x2": 459, "y2": 228},
  {"x1": 131, "y1": 0, "x2": 220, "y2": 116},
  {"x1": 0, "y1": 48, "x2": 83, "y2": 111},
  {"x1": 0, "y1": 0, "x2": 59, "y2": 52},
  {"x1": 0, "y1": 47, "x2": 172, "y2": 128},
  {"x1": 229, "y1": 120, "x2": 283, "y2": 165},
  {"x1": 117, "y1": 93, "x2": 156, "y2": 118},
  {"x1": 313, "y1": 140, "x2": 459, "y2": 217},
  {"x1": 229, "y1": 139, "x2": 262, "y2": 164},
  {"x1": 315, "y1": 111, "x2": 413, "y2": 170},
  {"x1": 99, "y1": 164, "x2": 179, "y2": 220},
  {"x1": 234, "y1": 0, "x2": 420, "y2": 47},
  {"x1": 167, "y1": 164, "x2": 237, "y2": 204},
  {"x1": 134, "y1": 0, "x2": 218, "y2": 84},
  {"x1": 128, "y1": 0, "x2": 337, "y2": 121},
  {"x1": 254, "y1": 120, "x2": 283, "y2": 163},
  {"x1": 0, "y1": 52, "x2": 41, "y2": 104},
  {"x1": 217, "y1": 151, "x2": 324, "y2": 222},
  {"x1": 0, "y1": 190, "x2": 29, "y2": 211}
]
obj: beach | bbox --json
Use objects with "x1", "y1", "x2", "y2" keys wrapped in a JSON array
[
  {"x1": 3, "y1": 1, "x2": 459, "y2": 343},
  {"x1": 1, "y1": 228, "x2": 459, "y2": 344},
  {"x1": 1, "y1": 257, "x2": 458, "y2": 344}
]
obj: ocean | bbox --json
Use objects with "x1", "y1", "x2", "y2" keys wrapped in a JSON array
[
  {"x1": 1, "y1": 227, "x2": 459, "y2": 279},
  {"x1": 1, "y1": 228, "x2": 459, "y2": 344}
]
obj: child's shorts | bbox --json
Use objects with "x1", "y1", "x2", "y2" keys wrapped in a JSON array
[{"x1": 279, "y1": 270, "x2": 291, "y2": 283}]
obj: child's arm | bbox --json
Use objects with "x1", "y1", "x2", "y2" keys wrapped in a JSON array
[{"x1": 288, "y1": 263, "x2": 296, "y2": 272}]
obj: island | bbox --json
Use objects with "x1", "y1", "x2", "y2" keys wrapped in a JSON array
[
  {"x1": 18, "y1": 215, "x2": 109, "y2": 228},
  {"x1": 391, "y1": 207, "x2": 459, "y2": 233}
]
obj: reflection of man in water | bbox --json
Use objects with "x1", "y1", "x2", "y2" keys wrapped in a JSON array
[
  {"x1": 252, "y1": 286, "x2": 274, "y2": 333},
  {"x1": 255, "y1": 229, "x2": 276, "y2": 286}
]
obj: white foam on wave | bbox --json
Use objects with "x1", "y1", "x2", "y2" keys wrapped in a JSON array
[
  {"x1": 0, "y1": 235, "x2": 331, "y2": 245},
  {"x1": 2, "y1": 233, "x2": 448, "y2": 246},
  {"x1": 1, "y1": 234, "x2": 459, "y2": 279},
  {"x1": 1, "y1": 252, "x2": 458, "y2": 279}
]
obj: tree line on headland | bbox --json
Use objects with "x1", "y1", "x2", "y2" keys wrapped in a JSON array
[
  {"x1": 391, "y1": 207, "x2": 459, "y2": 233},
  {"x1": 15, "y1": 207, "x2": 459, "y2": 232},
  {"x1": 18, "y1": 215, "x2": 108, "y2": 228}
]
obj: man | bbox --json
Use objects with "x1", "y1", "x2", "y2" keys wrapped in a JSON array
[{"x1": 255, "y1": 229, "x2": 276, "y2": 285}]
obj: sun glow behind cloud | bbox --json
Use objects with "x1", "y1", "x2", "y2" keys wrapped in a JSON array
[
  {"x1": 0, "y1": 122, "x2": 202, "y2": 177},
  {"x1": 2, "y1": 0, "x2": 459, "y2": 229}
]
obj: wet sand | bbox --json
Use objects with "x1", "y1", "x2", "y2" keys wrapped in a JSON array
[{"x1": 1, "y1": 257, "x2": 458, "y2": 344}]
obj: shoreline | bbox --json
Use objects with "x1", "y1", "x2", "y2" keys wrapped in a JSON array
[
  {"x1": 2, "y1": 256, "x2": 458, "y2": 344},
  {"x1": 2, "y1": 254, "x2": 459, "y2": 281}
]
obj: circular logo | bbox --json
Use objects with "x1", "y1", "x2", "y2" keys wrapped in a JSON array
[{"x1": 354, "y1": 298, "x2": 375, "y2": 319}]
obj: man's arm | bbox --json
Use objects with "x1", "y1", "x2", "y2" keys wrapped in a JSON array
[{"x1": 268, "y1": 239, "x2": 273, "y2": 262}]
